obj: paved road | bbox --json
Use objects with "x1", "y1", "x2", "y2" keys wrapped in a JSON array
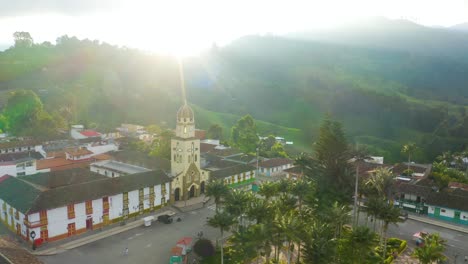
[
  {"x1": 357, "y1": 214, "x2": 468, "y2": 263},
  {"x1": 39, "y1": 206, "x2": 218, "y2": 264},
  {"x1": 39, "y1": 206, "x2": 467, "y2": 264}
]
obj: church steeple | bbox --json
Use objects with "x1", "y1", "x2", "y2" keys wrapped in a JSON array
[{"x1": 175, "y1": 103, "x2": 195, "y2": 138}]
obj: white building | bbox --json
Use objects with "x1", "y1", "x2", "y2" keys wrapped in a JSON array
[
  {"x1": 0, "y1": 140, "x2": 43, "y2": 155},
  {"x1": 90, "y1": 160, "x2": 150, "y2": 178},
  {"x1": 0, "y1": 152, "x2": 43, "y2": 177},
  {"x1": 0, "y1": 168, "x2": 171, "y2": 245},
  {"x1": 258, "y1": 158, "x2": 294, "y2": 177}
]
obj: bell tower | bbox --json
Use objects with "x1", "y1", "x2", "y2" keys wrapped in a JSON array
[{"x1": 170, "y1": 103, "x2": 202, "y2": 202}]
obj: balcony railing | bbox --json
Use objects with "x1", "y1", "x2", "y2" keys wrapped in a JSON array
[{"x1": 24, "y1": 219, "x2": 48, "y2": 228}]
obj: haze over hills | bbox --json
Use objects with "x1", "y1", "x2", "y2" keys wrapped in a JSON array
[
  {"x1": 449, "y1": 22, "x2": 468, "y2": 32},
  {"x1": 0, "y1": 18, "x2": 467, "y2": 163},
  {"x1": 289, "y1": 17, "x2": 468, "y2": 60}
]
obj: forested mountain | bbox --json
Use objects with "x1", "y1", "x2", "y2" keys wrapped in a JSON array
[
  {"x1": 289, "y1": 17, "x2": 468, "y2": 61},
  {"x1": 0, "y1": 19, "x2": 467, "y2": 162}
]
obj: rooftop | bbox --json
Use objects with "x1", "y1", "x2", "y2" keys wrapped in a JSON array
[
  {"x1": 80, "y1": 130, "x2": 101, "y2": 137},
  {"x1": 258, "y1": 158, "x2": 293, "y2": 168},
  {"x1": 207, "y1": 163, "x2": 256, "y2": 180},
  {"x1": 0, "y1": 152, "x2": 42, "y2": 164},
  {"x1": 110, "y1": 150, "x2": 170, "y2": 172},
  {"x1": 91, "y1": 160, "x2": 150, "y2": 175},
  {"x1": 65, "y1": 148, "x2": 93, "y2": 156},
  {"x1": 0, "y1": 140, "x2": 40, "y2": 150}
]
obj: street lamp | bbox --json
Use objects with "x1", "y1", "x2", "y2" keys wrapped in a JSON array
[{"x1": 256, "y1": 147, "x2": 259, "y2": 178}]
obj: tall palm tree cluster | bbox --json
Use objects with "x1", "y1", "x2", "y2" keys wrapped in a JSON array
[{"x1": 205, "y1": 178, "x2": 384, "y2": 264}]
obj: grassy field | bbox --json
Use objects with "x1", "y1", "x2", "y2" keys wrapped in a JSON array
[{"x1": 192, "y1": 105, "x2": 312, "y2": 154}]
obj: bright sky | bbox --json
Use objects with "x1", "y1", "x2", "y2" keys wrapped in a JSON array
[{"x1": 0, "y1": 0, "x2": 467, "y2": 55}]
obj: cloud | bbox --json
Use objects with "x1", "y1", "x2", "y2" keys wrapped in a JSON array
[{"x1": 0, "y1": 0, "x2": 124, "y2": 17}]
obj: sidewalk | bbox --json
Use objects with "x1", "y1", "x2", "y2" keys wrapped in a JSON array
[
  {"x1": 407, "y1": 214, "x2": 468, "y2": 234},
  {"x1": 32, "y1": 209, "x2": 175, "y2": 256}
]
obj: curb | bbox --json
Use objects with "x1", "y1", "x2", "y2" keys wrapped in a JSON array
[{"x1": 408, "y1": 215, "x2": 468, "y2": 234}]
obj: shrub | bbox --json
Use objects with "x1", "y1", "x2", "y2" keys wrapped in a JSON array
[
  {"x1": 193, "y1": 238, "x2": 216, "y2": 258},
  {"x1": 384, "y1": 255, "x2": 394, "y2": 264},
  {"x1": 399, "y1": 240, "x2": 407, "y2": 253}
]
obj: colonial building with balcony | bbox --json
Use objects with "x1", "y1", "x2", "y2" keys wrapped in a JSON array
[{"x1": 0, "y1": 168, "x2": 170, "y2": 246}]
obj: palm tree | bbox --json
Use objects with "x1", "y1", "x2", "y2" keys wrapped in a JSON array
[
  {"x1": 350, "y1": 145, "x2": 372, "y2": 226},
  {"x1": 378, "y1": 202, "x2": 401, "y2": 260},
  {"x1": 342, "y1": 226, "x2": 377, "y2": 264},
  {"x1": 224, "y1": 189, "x2": 251, "y2": 231},
  {"x1": 365, "y1": 167, "x2": 395, "y2": 200},
  {"x1": 274, "y1": 210, "x2": 303, "y2": 264},
  {"x1": 207, "y1": 211, "x2": 237, "y2": 264},
  {"x1": 401, "y1": 143, "x2": 417, "y2": 174},
  {"x1": 412, "y1": 233, "x2": 447, "y2": 264},
  {"x1": 246, "y1": 196, "x2": 271, "y2": 224},
  {"x1": 206, "y1": 180, "x2": 229, "y2": 212},
  {"x1": 258, "y1": 181, "x2": 279, "y2": 201},
  {"x1": 302, "y1": 220, "x2": 336, "y2": 264},
  {"x1": 294, "y1": 152, "x2": 311, "y2": 178},
  {"x1": 291, "y1": 179, "x2": 313, "y2": 211},
  {"x1": 364, "y1": 197, "x2": 384, "y2": 232},
  {"x1": 290, "y1": 179, "x2": 313, "y2": 263},
  {"x1": 326, "y1": 201, "x2": 350, "y2": 239}
]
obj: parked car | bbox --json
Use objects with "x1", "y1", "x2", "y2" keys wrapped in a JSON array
[
  {"x1": 158, "y1": 214, "x2": 174, "y2": 224},
  {"x1": 399, "y1": 210, "x2": 409, "y2": 221}
]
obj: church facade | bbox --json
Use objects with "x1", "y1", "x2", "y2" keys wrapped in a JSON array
[{"x1": 170, "y1": 104, "x2": 210, "y2": 202}]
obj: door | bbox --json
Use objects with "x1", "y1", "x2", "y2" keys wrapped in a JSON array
[
  {"x1": 174, "y1": 188, "x2": 180, "y2": 201},
  {"x1": 434, "y1": 207, "x2": 440, "y2": 217},
  {"x1": 189, "y1": 185, "x2": 195, "y2": 198},
  {"x1": 454, "y1": 211, "x2": 461, "y2": 223},
  {"x1": 16, "y1": 224, "x2": 21, "y2": 235},
  {"x1": 200, "y1": 181, "x2": 205, "y2": 194},
  {"x1": 67, "y1": 223, "x2": 76, "y2": 237},
  {"x1": 86, "y1": 218, "x2": 93, "y2": 230},
  {"x1": 40, "y1": 228, "x2": 49, "y2": 241}
]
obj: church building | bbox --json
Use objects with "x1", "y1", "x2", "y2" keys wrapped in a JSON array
[{"x1": 170, "y1": 103, "x2": 210, "y2": 202}]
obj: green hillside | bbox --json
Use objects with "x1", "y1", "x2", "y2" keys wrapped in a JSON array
[{"x1": 0, "y1": 25, "x2": 467, "y2": 163}]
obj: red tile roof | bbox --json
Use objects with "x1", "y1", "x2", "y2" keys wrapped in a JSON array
[
  {"x1": 448, "y1": 182, "x2": 468, "y2": 191},
  {"x1": 80, "y1": 130, "x2": 101, "y2": 137},
  {"x1": 66, "y1": 148, "x2": 93, "y2": 156},
  {"x1": 200, "y1": 143, "x2": 217, "y2": 153}
]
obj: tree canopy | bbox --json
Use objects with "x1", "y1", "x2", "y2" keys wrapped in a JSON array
[{"x1": 231, "y1": 114, "x2": 258, "y2": 153}]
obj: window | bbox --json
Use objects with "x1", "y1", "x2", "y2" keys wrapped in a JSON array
[
  {"x1": 112, "y1": 172, "x2": 115, "y2": 177},
  {"x1": 40, "y1": 210, "x2": 47, "y2": 225},
  {"x1": 67, "y1": 204, "x2": 75, "y2": 219},
  {"x1": 195, "y1": 154, "x2": 197, "y2": 162},
  {"x1": 441, "y1": 209, "x2": 446, "y2": 213},
  {"x1": 85, "y1": 200, "x2": 93, "y2": 215},
  {"x1": 123, "y1": 192, "x2": 129, "y2": 212},
  {"x1": 139, "y1": 189, "x2": 144, "y2": 206},
  {"x1": 161, "y1": 184, "x2": 166, "y2": 195},
  {"x1": 149, "y1": 187, "x2": 155, "y2": 208},
  {"x1": 103, "y1": 197, "x2": 109, "y2": 213},
  {"x1": 15, "y1": 210, "x2": 19, "y2": 220}
]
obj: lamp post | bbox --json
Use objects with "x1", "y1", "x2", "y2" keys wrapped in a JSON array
[
  {"x1": 30, "y1": 231, "x2": 36, "y2": 250},
  {"x1": 256, "y1": 147, "x2": 259, "y2": 177}
]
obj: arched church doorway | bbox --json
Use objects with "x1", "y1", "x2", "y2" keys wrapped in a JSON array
[
  {"x1": 174, "y1": 188, "x2": 180, "y2": 201},
  {"x1": 200, "y1": 181, "x2": 205, "y2": 194},
  {"x1": 189, "y1": 185, "x2": 195, "y2": 198}
]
